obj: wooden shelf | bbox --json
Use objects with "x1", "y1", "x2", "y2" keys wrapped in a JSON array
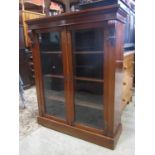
[
  {"x1": 19, "y1": 2, "x2": 43, "y2": 13},
  {"x1": 41, "y1": 51, "x2": 103, "y2": 54},
  {"x1": 46, "y1": 90, "x2": 103, "y2": 110},
  {"x1": 74, "y1": 51, "x2": 103, "y2": 54},
  {"x1": 76, "y1": 65, "x2": 95, "y2": 69},
  {"x1": 44, "y1": 74, "x2": 64, "y2": 79},
  {"x1": 75, "y1": 101, "x2": 103, "y2": 110},
  {"x1": 47, "y1": 95, "x2": 65, "y2": 103},
  {"x1": 46, "y1": 95, "x2": 102, "y2": 110},
  {"x1": 44, "y1": 75, "x2": 103, "y2": 82},
  {"x1": 41, "y1": 51, "x2": 62, "y2": 54},
  {"x1": 45, "y1": 89, "x2": 65, "y2": 103},
  {"x1": 74, "y1": 76, "x2": 103, "y2": 83}
]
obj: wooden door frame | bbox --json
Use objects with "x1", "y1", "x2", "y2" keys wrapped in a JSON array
[
  {"x1": 32, "y1": 27, "x2": 70, "y2": 124},
  {"x1": 66, "y1": 22, "x2": 107, "y2": 135}
]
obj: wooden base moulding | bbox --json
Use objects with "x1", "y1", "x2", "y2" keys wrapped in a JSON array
[{"x1": 38, "y1": 116, "x2": 122, "y2": 150}]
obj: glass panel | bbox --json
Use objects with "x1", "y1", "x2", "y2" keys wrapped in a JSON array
[
  {"x1": 72, "y1": 28, "x2": 104, "y2": 129},
  {"x1": 43, "y1": 77, "x2": 65, "y2": 118},
  {"x1": 73, "y1": 29, "x2": 103, "y2": 51},
  {"x1": 39, "y1": 31, "x2": 66, "y2": 120},
  {"x1": 41, "y1": 53, "x2": 63, "y2": 75},
  {"x1": 39, "y1": 32, "x2": 61, "y2": 51},
  {"x1": 74, "y1": 80, "x2": 104, "y2": 129},
  {"x1": 74, "y1": 53, "x2": 103, "y2": 79}
]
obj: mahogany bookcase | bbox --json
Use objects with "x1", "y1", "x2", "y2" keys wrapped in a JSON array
[{"x1": 27, "y1": 4, "x2": 127, "y2": 149}]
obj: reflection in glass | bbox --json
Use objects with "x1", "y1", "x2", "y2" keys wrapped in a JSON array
[{"x1": 39, "y1": 32, "x2": 61, "y2": 51}]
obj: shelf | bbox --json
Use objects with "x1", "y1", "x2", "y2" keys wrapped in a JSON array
[
  {"x1": 76, "y1": 65, "x2": 95, "y2": 69},
  {"x1": 44, "y1": 74, "x2": 64, "y2": 79},
  {"x1": 74, "y1": 51, "x2": 103, "y2": 54},
  {"x1": 45, "y1": 90, "x2": 103, "y2": 110},
  {"x1": 41, "y1": 51, "x2": 103, "y2": 54},
  {"x1": 44, "y1": 75, "x2": 103, "y2": 82},
  {"x1": 45, "y1": 89, "x2": 65, "y2": 102},
  {"x1": 46, "y1": 95, "x2": 65, "y2": 103},
  {"x1": 41, "y1": 51, "x2": 62, "y2": 54},
  {"x1": 46, "y1": 95, "x2": 102, "y2": 110},
  {"x1": 75, "y1": 91, "x2": 103, "y2": 110},
  {"x1": 19, "y1": 2, "x2": 43, "y2": 13},
  {"x1": 75, "y1": 101, "x2": 103, "y2": 110},
  {"x1": 74, "y1": 76, "x2": 103, "y2": 83}
]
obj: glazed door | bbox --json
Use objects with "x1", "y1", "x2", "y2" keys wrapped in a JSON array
[
  {"x1": 68, "y1": 25, "x2": 105, "y2": 131},
  {"x1": 37, "y1": 29, "x2": 67, "y2": 122}
]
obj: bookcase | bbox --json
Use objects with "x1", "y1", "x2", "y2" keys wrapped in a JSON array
[{"x1": 27, "y1": 4, "x2": 127, "y2": 149}]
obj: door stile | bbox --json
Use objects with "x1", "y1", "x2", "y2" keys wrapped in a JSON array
[
  {"x1": 61, "y1": 28, "x2": 74, "y2": 125},
  {"x1": 66, "y1": 30, "x2": 75, "y2": 125}
]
